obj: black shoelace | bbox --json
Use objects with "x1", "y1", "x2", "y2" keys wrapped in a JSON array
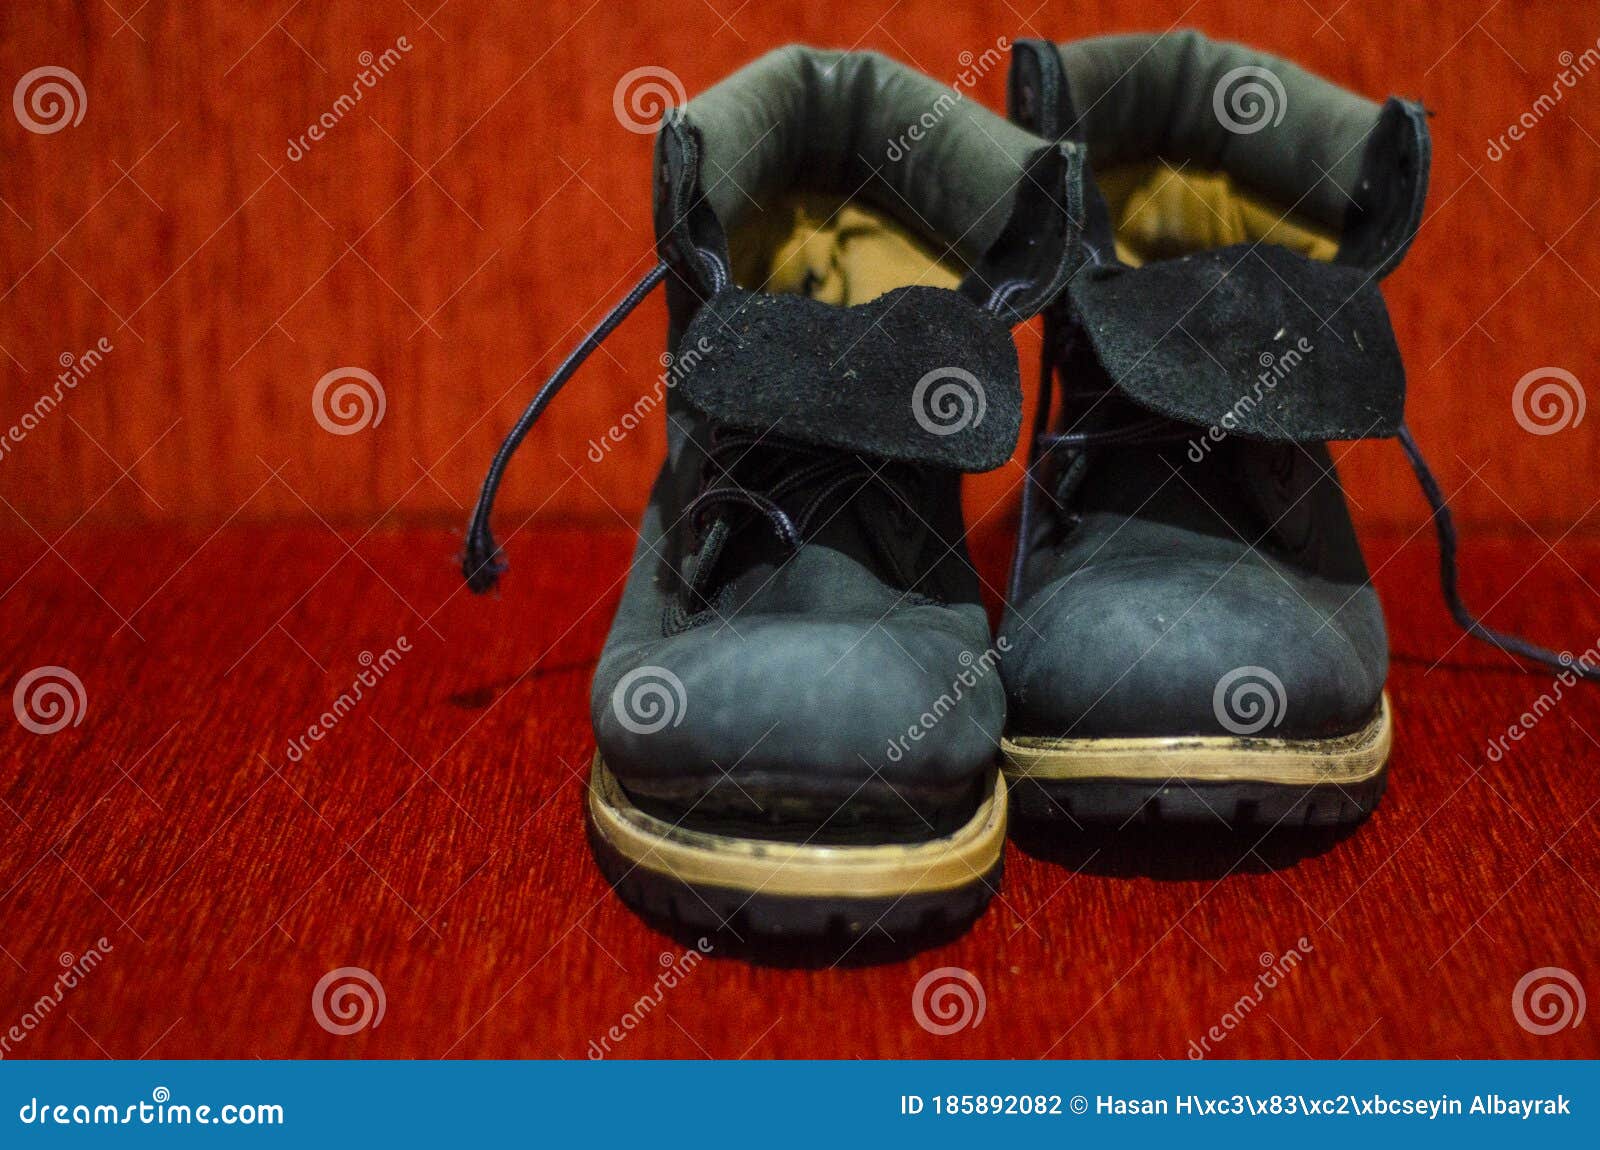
[
  {"x1": 463, "y1": 262, "x2": 668, "y2": 593},
  {"x1": 464, "y1": 262, "x2": 907, "y2": 604},
  {"x1": 1015, "y1": 317, "x2": 1599, "y2": 682},
  {"x1": 466, "y1": 262, "x2": 1594, "y2": 683}
]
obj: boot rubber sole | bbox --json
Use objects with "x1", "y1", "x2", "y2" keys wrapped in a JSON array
[
  {"x1": 1001, "y1": 693, "x2": 1392, "y2": 827},
  {"x1": 586, "y1": 753, "x2": 1005, "y2": 938}
]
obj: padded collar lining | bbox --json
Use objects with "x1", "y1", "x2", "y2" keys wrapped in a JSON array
[
  {"x1": 667, "y1": 46, "x2": 1049, "y2": 265},
  {"x1": 1009, "y1": 33, "x2": 1430, "y2": 277}
]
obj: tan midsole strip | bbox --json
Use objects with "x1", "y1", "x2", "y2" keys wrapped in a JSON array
[
  {"x1": 1001, "y1": 694, "x2": 1392, "y2": 786},
  {"x1": 587, "y1": 754, "x2": 1006, "y2": 899}
]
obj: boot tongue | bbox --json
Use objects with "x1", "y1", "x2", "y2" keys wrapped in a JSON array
[
  {"x1": 1069, "y1": 246, "x2": 1405, "y2": 442},
  {"x1": 675, "y1": 284, "x2": 1021, "y2": 472}
]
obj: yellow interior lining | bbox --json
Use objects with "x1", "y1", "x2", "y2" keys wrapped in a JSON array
[
  {"x1": 727, "y1": 169, "x2": 1339, "y2": 304},
  {"x1": 728, "y1": 194, "x2": 964, "y2": 306},
  {"x1": 1099, "y1": 162, "x2": 1340, "y2": 266}
]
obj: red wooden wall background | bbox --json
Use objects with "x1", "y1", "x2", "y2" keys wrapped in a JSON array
[{"x1": 1, "y1": 0, "x2": 1598, "y2": 538}]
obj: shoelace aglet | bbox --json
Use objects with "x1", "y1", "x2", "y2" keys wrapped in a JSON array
[{"x1": 462, "y1": 526, "x2": 507, "y2": 594}]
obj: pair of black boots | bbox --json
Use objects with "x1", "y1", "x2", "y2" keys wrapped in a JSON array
[{"x1": 465, "y1": 35, "x2": 1576, "y2": 939}]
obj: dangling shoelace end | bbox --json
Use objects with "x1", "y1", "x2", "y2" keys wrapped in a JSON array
[
  {"x1": 1399, "y1": 421, "x2": 1598, "y2": 683},
  {"x1": 461, "y1": 520, "x2": 507, "y2": 595},
  {"x1": 456, "y1": 261, "x2": 671, "y2": 598}
]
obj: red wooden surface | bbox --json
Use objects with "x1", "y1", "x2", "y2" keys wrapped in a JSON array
[
  {"x1": 0, "y1": 0, "x2": 1598, "y2": 533},
  {"x1": 0, "y1": 522, "x2": 1596, "y2": 1059}
]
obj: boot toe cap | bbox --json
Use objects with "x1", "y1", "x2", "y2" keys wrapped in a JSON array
[
  {"x1": 1002, "y1": 556, "x2": 1387, "y2": 739},
  {"x1": 592, "y1": 608, "x2": 1004, "y2": 826}
]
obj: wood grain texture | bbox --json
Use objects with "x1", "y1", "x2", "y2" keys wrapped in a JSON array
[
  {"x1": 1, "y1": 1, "x2": 1599, "y2": 534},
  {"x1": 0, "y1": 523, "x2": 1596, "y2": 1058}
]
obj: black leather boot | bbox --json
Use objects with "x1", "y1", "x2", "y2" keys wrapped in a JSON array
[
  {"x1": 1000, "y1": 32, "x2": 1431, "y2": 826},
  {"x1": 465, "y1": 47, "x2": 1082, "y2": 935},
  {"x1": 1003, "y1": 33, "x2": 1595, "y2": 831}
]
